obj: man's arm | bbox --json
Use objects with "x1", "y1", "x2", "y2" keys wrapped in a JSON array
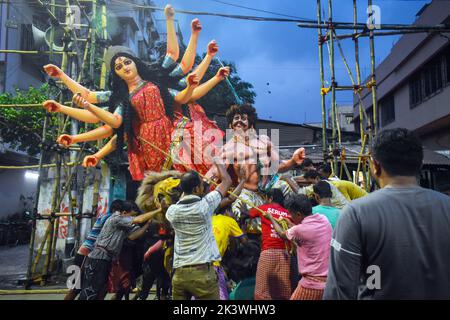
[
  {"x1": 132, "y1": 208, "x2": 162, "y2": 225},
  {"x1": 265, "y1": 214, "x2": 289, "y2": 240},
  {"x1": 213, "y1": 159, "x2": 232, "y2": 198},
  {"x1": 323, "y1": 205, "x2": 362, "y2": 300},
  {"x1": 128, "y1": 220, "x2": 152, "y2": 241},
  {"x1": 278, "y1": 147, "x2": 306, "y2": 173},
  {"x1": 280, "y1": 175, "x2": 300, "y2": 194},
  {"x1": 219, "y1": 168, "x2": 246, "y2": 209}
]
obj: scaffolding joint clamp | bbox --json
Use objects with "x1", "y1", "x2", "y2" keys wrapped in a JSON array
[
  {"x1": 353, "y1": 85, "x2": 363, "y2": 93},
  {"x1": 327, "y1": 19, "x2": 334, "y2": 30},
  {"x1": 321, "y1": 87, "x2": 331, "y2": 96},
  {"x1": 366, "y1": 79, "x2": 376, "y2": 89},
  {"x1": 318, "y1": 34, "x2": 328, "y2": 45}
]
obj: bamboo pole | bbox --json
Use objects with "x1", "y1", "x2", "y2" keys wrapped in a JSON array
[
  {"x1": 30, "y1": 222, "x2": 51, "y2": 276},
  {"x1": 0, "y1": 102, "x2": 72, "y2": 108},
  {"x1": 0, "y1": 289, "x2": 70, "y2": 295},
  {"x1": 368, "y1": 0, "x2": 378, "y2": 135},
  {"x1": 89, "y1": 0, "x2": 97, "y2": 78},
  {"x1": 328, "y1": 0, "x2": 337, "y2": 174},
  {"x1": 334, "y1": 29, "x2": 436, "y2": 41},
  {"x1": 0, "y1": 50, "x2": 75, "y2": 55},
  {"x1": 25, "y1": 110, "x2": 50, "y2": 289},
  {"x1": 353, "y1": 0, "x2": 365, "y2": 142},
  {"x1": 77, "y1": 29, "x2": 91, "y2": 83},
  {"x1": 89, "y1": 0, "x2": 108, "y2": 228},
  {"x1": 41, "y1": 154, "x2": 61, "y2": 285},
  {"x1": 99, "y1": 1, "x2": 108, "y2": 89},
  {"x1": 297, "y1": 22, "x2": 450, "y2": 32},
  {"x1": 317, "y1": 0, "x2": 327, "y2": 162}
]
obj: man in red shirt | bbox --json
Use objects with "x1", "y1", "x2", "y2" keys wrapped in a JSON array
[{"x1": 247, "y1": 188, "x2": 293, "y2": 300}]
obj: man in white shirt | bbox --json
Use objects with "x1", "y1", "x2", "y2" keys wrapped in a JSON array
[{"x1": 166, "y1": 159, "x2": 232, "y2": 300}]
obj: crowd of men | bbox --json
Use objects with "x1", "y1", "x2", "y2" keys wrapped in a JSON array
[{"x1": 68, "y1": 127, "x2": 450, "y2": 300}]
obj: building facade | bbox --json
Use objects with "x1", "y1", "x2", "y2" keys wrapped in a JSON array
[
  {"x1": 353, "y1": 0, "x2": 450, "y2": 193},
  {"x1": 0, "y1": 0, "x2": 160, "y2": 93},
  {"x1": 354, "y1": 1, "x2": 450, "y2": 152}
]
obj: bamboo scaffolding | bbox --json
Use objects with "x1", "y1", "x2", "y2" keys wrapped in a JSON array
[
  {"x1": 327, "y1": 0, "x2": 338, "y2": 175},
  {"x1": 297, "y1": 22, "x2": 450, "y2": 32},
  {"x1": 368, "y1": 0, "x2": 378, "y2": 135},
  {"x1": 21, "y1": 0, "x2": 103, "y2": 287},
  {"x1": 25, "y1": 111, "x2": 50, "y2": 289},
  {"x1": 353, "y1": 0, "x2": 364, "y2": 143},
  {"x1": 317, "y1": 0, "x2": 327, "y2": 161},
  {"x1": 0, "y1": 50, "x2": 75, "y2": 55}
]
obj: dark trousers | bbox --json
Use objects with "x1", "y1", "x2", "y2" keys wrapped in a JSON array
[
  {"x1": 139, "y1": 258, "x2": 171, "y2": 300},
  {"x1": 78, "y1": 257, "x2": 112, "y2": 300}
]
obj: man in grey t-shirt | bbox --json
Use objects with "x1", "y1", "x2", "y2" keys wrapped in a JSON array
[
  {"x1": 324, "y1": 128, "x2": 450, "y2": 300},
  {"x1": 79, "y1": 201, "x2": 161, "y2": 300}
]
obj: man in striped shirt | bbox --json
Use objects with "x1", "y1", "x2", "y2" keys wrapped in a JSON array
[{"x1": 166, "y1": 159, "x2": 232, "y2": 300}]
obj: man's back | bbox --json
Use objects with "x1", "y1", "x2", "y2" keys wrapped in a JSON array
[
  {"x1": 312, "y1": 205, "x2": 340, "y2": 230},
  {"x1": 325, "y1": 186, "x2": 450, "y2": 299},
  {"x1": 329, "y1": 180, "x2": 367, "y2": 200},
  {"x1": 212, "y1": 214, "x2": 244, "y2": 258},
  {"x1": 166, "y1": 191, "x2": 222, "y2": 269}
]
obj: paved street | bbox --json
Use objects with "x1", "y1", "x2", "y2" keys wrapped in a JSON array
[
  {"x1": 0, "y1": 244, "x2": 29, "y2": 290},
  {"x1": 0, "y1": 245, "x2": 157, "y2": 300}
]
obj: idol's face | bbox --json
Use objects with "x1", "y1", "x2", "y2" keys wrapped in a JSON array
[
  {"x1": 114, "y1": 56, "x2": 138, "y2": 80},
  {"x1": 231, "y1": 113, "x2": 250, "y2": 132}
]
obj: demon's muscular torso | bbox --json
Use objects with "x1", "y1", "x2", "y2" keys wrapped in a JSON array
[{"x1": 222, "y1": 131, "x2": 275, "y2": 192}]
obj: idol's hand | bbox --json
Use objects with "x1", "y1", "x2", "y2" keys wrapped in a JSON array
[
  {"x1": 186, "y1": 73, "x2": 200, "y2": 88},
  {"x1": 191, "y1": 18, "x2": 202, "y2": 34},
  {"x1": 42, "y1": 100, "x2": 62, "y2": 113},
  {"x1": 43, "y1": 64, "x2": 63, "y2": 78},
  {"x1": 207, "y1": 40, "x2": 219, "y2": 57},
  {"x1": 57, "y1": 134, "x2": 74, "y2": 147},
  {"x1": 72, "y1": 93, "x2": 89, "y2": 109},
  {"x1": 216, "y1": 67, "x2": 230, "y2": 81},
  {"x1": 82, "y1": 155, "x2": 99, "y2": 167},
  {"x1": 164, "y1": 4, "x2": 175, "y2": 20}
]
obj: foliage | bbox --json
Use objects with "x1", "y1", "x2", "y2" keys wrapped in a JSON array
[{"x1": 0, "y1": 84, "x2": 58, "y2": 155}]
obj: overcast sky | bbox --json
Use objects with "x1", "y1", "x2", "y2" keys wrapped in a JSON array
[{"x1": 151, "y1": 0, "x2": 431, "y2": 124}]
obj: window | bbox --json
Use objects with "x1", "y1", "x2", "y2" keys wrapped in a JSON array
[
  {"x1": 380, "y1": 94, "x2": 395, "y2": 126},
  {"x1": 423, "y1": 56, "x2": 443, "y2": 97},
  {"x1": 345, "y1": 115, "x2": 353, "y2": 124},
  {"x1": 409, "y1": 72, "x2": 422, "y2": 108},
  {"x1": 446, "y1": 50, "x2": 450, "y2": 83}
]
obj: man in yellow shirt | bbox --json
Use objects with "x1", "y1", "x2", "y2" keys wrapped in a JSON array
[
  {"x1": 318, "y1": 164, "x2": 368, "y2": 201},
  {"x1": 212, "y1": 206, "x2": 247, "y2": 300}
]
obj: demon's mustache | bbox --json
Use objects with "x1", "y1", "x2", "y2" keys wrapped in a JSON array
[{"x1": 233, "y1": 121, "x2": 247, "y2": 128}]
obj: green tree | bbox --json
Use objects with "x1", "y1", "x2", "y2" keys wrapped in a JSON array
[{"x1": 0, "y1": 84, "x2": 58, "y2": 155}]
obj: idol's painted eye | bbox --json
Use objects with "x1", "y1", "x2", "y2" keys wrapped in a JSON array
[
  {"x1": 124, "y1": 59, "x2": 132, "y2": 66},
  {"x1": 115, "y1": 64, "x2": 123, "y2": 71}
]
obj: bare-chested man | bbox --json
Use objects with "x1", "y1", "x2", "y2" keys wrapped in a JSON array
[{"x1": 206, "y1": 104, "x2": 305, "y2": 233}]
